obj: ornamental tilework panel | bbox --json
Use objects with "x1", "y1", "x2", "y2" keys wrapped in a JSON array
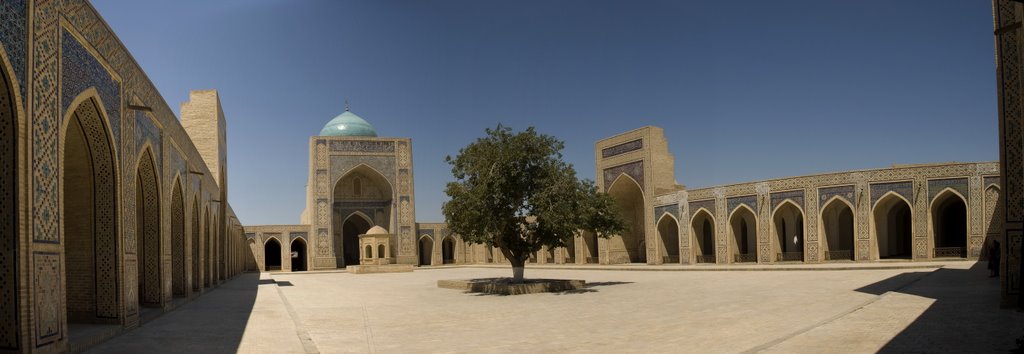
[
  {"x1": 927, "y1": 178, "x2": 968, "y2": 201},
  {"x1": 819, "y1": 185, "x2": 855, "y2": 206},
  {"x1": 33, "y1": 253, "x2": 60, "y2": 345},
  {"x1": 603, "y1": 161, "x2": 644, "y2": 191},
  {"x1": 985, "y1": 176, "x2": 1001, "y2": 187},
  {"x1": 770, "y1": 190, "x2": 804, "y2": 211},
  {"x1": 654, "y1": 204, "x2": 678, "y2": 221},
  {"x1": 400, "y1": 226, "x2": 413, "y2": 254},
  {"x1": 400, "y1": 196, "x2": 411, "y2": 224},
  {"x1": 290, "y1": 232, "x2": 307, "y2": 241},
  {"x1": 601, "y1": 139, "x2": 642, "y2": 158},
  {"x1": 330, "y1": 140, "x2": 394, "y2": 153},
  {"x1": 0, "y1": 0, "x2": 26, "y2": 105},
  {"x1": 245, "y1": 233, "x2": 255, "y2": 239},
  {"x1": 689, "y1": 199, "x2": 715, "y2": 216},
  {"x1": 998, "y1": 0, "x2": 1024, "y2": 223},
  {"x1": 134, "y1": 111, "x2": 161, "y2": 172},
  {"x1": 727, "y1": 195, "x2": 757, "y2": 214},
  {"x1": 417, "y1": 229, "x2": 434, "y2": 239},
  {"x1": 870, "y1": 181, "x2": 914, "y2": 206},
  {"x1": 330, "y1": 156, "x2": 396, "y2": 187},
  {"x1": 30, "y1": 0, "x2": 61, "y2": 242},
  {"x1": 61, "y1": 28, "x2": 120, "y2": 149}
]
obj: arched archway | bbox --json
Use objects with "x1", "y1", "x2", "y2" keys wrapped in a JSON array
[
  {"x1": 657, "y1": 214, "x2": 680, "y2": 263},
  {"x1": 419, "y1": 236, "x2": 433, "y2": 265},
  {"x1": 607, "y1": 175, "x2": 646, "y2": 264},
  {"x1": 171, "y1": 179, "x2": 186, "y2": 297},
  {"x1": 378, "y1": 244, "x2": 386, "y2": 259},
  {"x1": 0, "y1": 55, "x2": 18, "y2": 346},
  {"x1": 442, "y1": 237, "x2": 455, "y2": 264},
  {"x1": 821, "y1": 198, "x2": 855, "y2": 261},
  {"x1": 332, "y1": 165, "x2": 393, "y2": 267},
  {"x1": 931, "y1": 190, "x2": 967, "y2": 258},
  {"x1": 582, "y1": 231, "x2": 599, "y2": 263},
  {"x1": 264, "y1": 238, "x2": 282, "y2": 271},
  {"x1": 291, "y1": 238, "x2": 307, "y2": 271},
  {"x1": 203, "y1": 208, "x2": 212, "y2": 287},
  {"x1": 339, "y1": 213, "x2": 372, "y2": 267},
  {"x1": 691, "y1": 209, "x2": 716, "y2": 263},
  {"x1": 729, "y1": 206, "x2": 757, "y2": 263},
  {"x1": 772, "y1": 201, "x2": 804, "y2": 262},
  {"x1": 136, "y1": 149, "x2": 162, "y2": 307},
  {"x1": 63, "y1": 96, "x2": 120, "y2": 324},
  {"x1": 874, "y1": 193, "x2": 913, "y2": 259},
  {"x1": 191, "y1": 198, "x2": 200, "y2": 291}
]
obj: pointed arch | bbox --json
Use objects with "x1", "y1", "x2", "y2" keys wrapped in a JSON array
[
  {"x1": 820, "y1": 196, "x2": 855, "y2": 261},
  {"x1": 656, "y1": 213, "x2": 680, "y2": 263},
  {"x1": 62, "y1": 92, "x2": 121, "y2": 324},
  {"x1": 606, "y1": 173, "x2": 646, "y2": 264},
  {"x1": 338, "y1": 212, "x2": 373, "y2": 267},
  {"x1": 729, "y1": 204, "x2": 757, "y2": 263},
  {"x1": 136, "y1": 147, "x2": 162, "y2": 306},
  {"x1": 290, "y1": 237, "x2": 307, "y2": 272},
  {"x1": 170, "y1": 175, "x2": 186, "y2": 297},
  {"x1": 0, "y1": 45, "x2": 23, "y2": 350},
  {"x1": 873, "y1": 192, "x2": 913, "y2": 259},
  {"x1": 418, "y1": 234, "x2": 434, "y2": 266},
  {"x1": 333, "y1": 164, "x2": 392, "y2": 267},
  {"x1": 191, "y1": 196, "x2": 200, "y2": 291},
  {"x1": 441, "y1": 236, "x2": 456, "y2": 264},
  {"x1": 930, "y1": 188, "x2": 968, "y2": 258},
  {"x1": 771, "y1": 199, "x2": 804, "y2": 262},
  {"x1": 203, "y1": 206, "x2": 212, "y2": 287},
  {"x1": 264, "y1": 237, "x2": 282, "y2": 271},
  {"x1": 690, "y1": 208, "x2": 716, "y2": 263}
]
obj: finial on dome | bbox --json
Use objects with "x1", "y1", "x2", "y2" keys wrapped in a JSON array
[{"x1": 345, "y1": 99, "x2": 350, "y2": 112}]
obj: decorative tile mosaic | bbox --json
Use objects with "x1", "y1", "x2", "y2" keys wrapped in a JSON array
[
  {"x1": 688, "y1": 199, "x2": 715, "y2": 216},
  {"x1": 727, "y1": 195, "x2": 757, "y2": 214},
  {"x1": 0, "y1": 0, "x2": 26, "y2": 106},
  {"x1": 654, "y1": 204, "x2": 678, "y2": 221},
  {"x1": 770, "y1": 190, "x2": 804, "y2": 211},
  {"x1": 329, "y1": 156, "x2": 396, "y2": 187},
  {"x1": 417, "y1": 229, "x2": 434, "y2": 239},
  {"x1": 134, "y1": 110, "x2": 161, "y2": 172},
  {"x1": 601, "y1": 139, "x2": 642, "y2": 158},
  {"x1": 819, "y1": 185, "x2": 855, "y2": 206},
  {"x1": 984, "y1": 175, "x2": 1001, "y2": 187},
  {"x1": 330, "y1": 140, "x2": 394, "y2": 153},
  {"x1": 30, "y1": 0, "x2": 62, "y2": 243},
  {"x1": 61, "y1": 28, "x2": 120, "y2": 150},
  {"x1": 870, "y1": 181, "x2": 914, "y2": 206},
  {"x1": 603, "y1": 161, "x2": 644, "y2": 191},
  {"x1": 32, "y1": 253, "x2": 60, "y2": 345},
  {"x1": 927, "y1": 178, "x2": 969, "y2": 201},
  {"x1": 289, "y1": 232, "x2": 307, "y2": 240}
]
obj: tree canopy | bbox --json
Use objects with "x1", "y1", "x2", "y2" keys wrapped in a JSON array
[{"x1": 442, "y1": 125, "x2": 625, "y2": 282}]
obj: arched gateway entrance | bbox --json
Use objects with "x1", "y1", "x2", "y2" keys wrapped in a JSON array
[
  {"x1": 332, "y1": 165, "x2": 393, "y2": 268},
  {"x1": 874, "y1": 193, "x2": 912, "y2": 259},
  {"x1": 264, "y1": 238, "x2": 282, "y2": 271},
  {"x1": 63, "y1": 96, "x2": 120, "y2": 325},
  {"x1": 691, "y1": 209, "x2": 715, "y2": 263},
  {"x1": 291, "y1": 238, "x2": 307, "y2": 271},
  {"x1": 607, "y1": 175, "x2": 645, "y2": 263},
  {"x1": 931, "y1": 190, "x2": 967, "y2": 258}
]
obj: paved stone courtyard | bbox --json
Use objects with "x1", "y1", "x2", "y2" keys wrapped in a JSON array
[{"x1": 87, "y1": 261, "x2": 1022, "y2": 353}]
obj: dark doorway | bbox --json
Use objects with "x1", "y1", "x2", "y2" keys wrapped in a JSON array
[
  {"x1": 265, "y1": 239, "x2": 282, "y2": 271},
  {"x1": 291, "y1": 238, "x2": 307, "y2": 271},
  {"x1": 342, "y1": 215, "x2": 371, "y2": 267}
]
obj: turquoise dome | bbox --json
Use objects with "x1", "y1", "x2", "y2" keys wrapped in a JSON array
[{"x1": 319, "y1": 111, "x2": 378, "y2": 137}]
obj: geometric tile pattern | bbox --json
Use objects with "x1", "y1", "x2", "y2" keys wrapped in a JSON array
[
  {"x1": 818, "y1": 185, "x2": 855, "y2": 206},
  {"x1": 0, "y1": 0, "x2": 26, "y2": 106},
  {"x1": 601, "y1": 139, "x2": 642, "y2": 159},
  {"x1": 870, "y1": 181, "x2": 914, "y2": 206},
  {"x1": 770, "y1": 190, "x2": 804, "y2": 211},
  {"x1": 137, "y1": 150, "x2": 161, "y2": 305},
  {"x1": 927, "y1": 178, "x2": 968, "y2": 201},
  {"x1": 603, "y1": 160, "x2": 644, "y2": 192},
  {"x1": 688, "y1": 199, "x2": 715, "y2": 217},
  {"x1": 32, "y1": 253, "x2": 60, "y2": 346},
  {"x1": 0, "y1": 49, "x2": 16, "y2": 350},
  {"x1": 30, "y1": 0, "x2": 61, "y2": 243},
  {"x1": 654, "y1": 204, "x2": 679, "y2": 221},
  {"x1": 727, "y1": 195, "x2": 757, "y2": 215},
  {"x1": 62, "y1": 28, "x2": 120, "y2": 151}
]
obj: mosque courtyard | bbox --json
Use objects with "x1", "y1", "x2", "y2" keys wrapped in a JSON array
[{"x1": 83, "y1": 262, "x2": 1020, "y2": 353}]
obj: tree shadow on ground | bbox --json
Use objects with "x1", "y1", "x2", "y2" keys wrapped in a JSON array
[
  {"x1": 553, "y1": 281, "x2": 634, "y2": 295},
  {"x1": 854, "y1": 262, "x2": 1024, "y2": 353}
]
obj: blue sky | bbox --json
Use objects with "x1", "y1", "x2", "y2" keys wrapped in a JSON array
[{"x1": 92, "y1": 0, "x2": 997, "y2": 225}]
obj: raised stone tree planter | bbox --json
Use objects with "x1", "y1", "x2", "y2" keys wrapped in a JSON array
[{"x1": 438, "y1": 278, "x2": 585, "y2": 295}]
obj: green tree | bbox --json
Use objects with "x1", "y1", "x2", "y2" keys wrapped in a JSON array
[{"x1": 443, "y1": 125, "x2": 625, "y2": 282}]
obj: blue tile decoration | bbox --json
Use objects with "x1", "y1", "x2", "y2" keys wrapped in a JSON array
[
  {"x1": 601, "y1": 139, "x2": 642, "y2": 158},
  {"x1": 819, "y1": 185, "x2": 855, "y2": 206},
  {"x1": 689, "y1": 199, "x2": 716, "y2": 216},
  {"x1": 290, "y1": 232, "x2": 307, "y2": 241},
  {"x1": 0, "y1": 0, "x2": 26, "y2": 105},
  {"x1": 870, "y1": 181, "x2": 914, "y2": 206},
  {"x1": 927, "y1": 178, "x2": 969, "y2": 201},
  {"x1": 61, "y1": 28, "x2": 120, "y2": 150},
  {"x1": 417, "y1": 229, "x2": 434, "y2": 239},
  {"x1": 654, "y1": 204, "x2": 678, "y2": 221},
  {"x1": 985, "y1": 176, "x2": 1000, "y2": 187},
  {"x1": 330, "y1": 140, "x2": 394, "y2": 153},
  {"x1": 770, "y1": 190, "x2": 804, "y2": 211},
  {"x1": 134, "y1": 110, "x2": 161, "y2": 172},
  {"x1": 330, "y1": 156, "x2": 396, "y2": 188},
  {"x1": 727, "y1": 195, "x2": 757, "y2": 214},
  {"x1": 603, "y1": 161, "x2": 644, "y2": 191}
]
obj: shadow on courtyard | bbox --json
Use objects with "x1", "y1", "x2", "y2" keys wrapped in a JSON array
[
  {"x1": 84, "y1": 273, "x2": 261, "y2": 354},
  {"x1": 853, "y1": 262, "x2": 1024, "y2": 353},
  {"x1": 467, "y1": 280, "x2": 634, "y2": 296}
]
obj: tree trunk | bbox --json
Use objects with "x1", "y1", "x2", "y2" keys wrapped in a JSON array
[{"x1": 509, "y1": 256, "x2": 526, "y2": 283}]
